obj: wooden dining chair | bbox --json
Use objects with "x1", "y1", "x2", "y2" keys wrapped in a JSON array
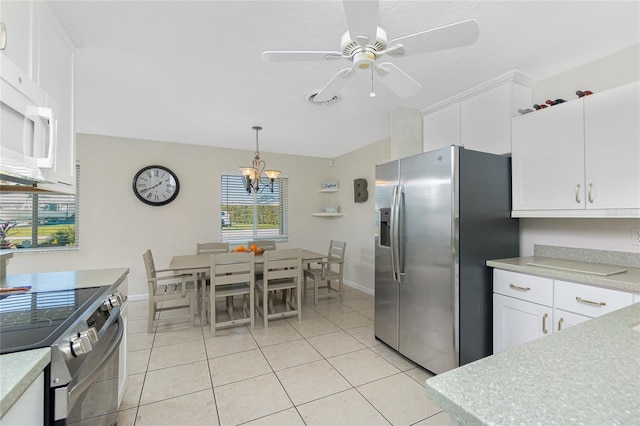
[
  {"x1": 143, "y1": 249, "x2": 198, "y2": 333},
  {"x1": 196, "y1": 242, "x2": 229, "y2": 254},
  {"x1": 256, "y1": 249, "x2": 302, "y2": 328},
  {"x1": 209, "y1": 251, "x2": 255, "y2": 335},
  {"x1": 248, "y1": 240, "x2": 277, "y2": 251},
  {"x1": 303, "y1": 240, "x2": 346, "y2": 305}
]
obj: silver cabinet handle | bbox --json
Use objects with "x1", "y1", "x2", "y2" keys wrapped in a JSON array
[
  {"x1": 509, "y1": 283, "x2": 531, "y2": 292},
  {"x1": 575, "y1": 184, "x2": 581, "y2": 203},
  {"x1": 588, "y1": 183, "x2": 594, "y2": 203},
  {"x1": 0, "y1": 21, "x2": 6, "y2": 50},
  {"x1": 576, "y1": 296, "x2": 606, "y2": 307},
  {"x1": 558, "y1": 317, "x2": 564, "y2": 331},
  {"x1": 542, "y1": 313, "x2": 548, "y2": 334}
]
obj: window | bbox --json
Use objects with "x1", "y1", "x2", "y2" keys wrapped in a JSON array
[
  {"x1": 0, "y1": 166, "x2": 79, "y2": 250},
  {"x1": 220, "y1": 174, "x2": 288, "y2": 242}
]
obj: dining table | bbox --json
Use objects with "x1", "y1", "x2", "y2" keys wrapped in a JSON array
[{"x1": 169, "y1": 249, "x2": 326, "y2": 324}]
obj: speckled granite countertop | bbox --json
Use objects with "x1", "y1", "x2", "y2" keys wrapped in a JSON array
[
  {"x1": 487, "y1": 245, "x2": 640, "y2": 294},
  {"x1": 426, "y1": 302, "x2": 640, "y2": 425},
  {"x1": 0, "y1": 348, "x2": 51, "y2": 417}
]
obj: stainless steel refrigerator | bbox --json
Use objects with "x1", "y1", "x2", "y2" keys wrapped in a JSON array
[{"x1": 374, "y1": 146, "x2": 519, "y2": 374}]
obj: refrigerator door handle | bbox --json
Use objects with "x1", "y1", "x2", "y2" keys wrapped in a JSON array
[{"x1": 391, "y1": 185, "x2": 403, "y2": 282}]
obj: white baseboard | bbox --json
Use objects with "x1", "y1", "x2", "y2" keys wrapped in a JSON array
[
  {"x1": 344, "y1": 279, "x2": 374, "y2": 296},
  {"x1": 130, "y1": 281, "x2": 374, "y2": 302}
]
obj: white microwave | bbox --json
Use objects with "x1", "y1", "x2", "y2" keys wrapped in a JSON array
[{"x1": 0, "y1": 54, "x2": 57, "y2": 183}]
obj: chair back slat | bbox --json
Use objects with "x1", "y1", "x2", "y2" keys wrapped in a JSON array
[
  {"x1": 263, "y1": 249, "x2": 302, "y2": 281},
  {"x1": 248, "y1": 240, "x2": 277, "y2": 251},
  {"x1": 197, "y1": 242, "x2": 229, "y2": 254},
  {"x1": 211, "y1": 252, "x2": 255, "y2": 287},
  {"x1": 143, "y1": 249, "x2": 157, "y2": 279}
]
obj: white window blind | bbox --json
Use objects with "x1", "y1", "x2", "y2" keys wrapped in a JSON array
[
  {"x1": 0, "y1": 164, "x2": 79, "y2": 250},
  {"x1": 220, "y1": 174, "x2": 288, "y2": 242}
]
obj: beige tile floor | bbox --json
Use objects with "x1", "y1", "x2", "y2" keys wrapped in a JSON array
[{"x1": 118, "y1": 286, "x2": 452, "y2": 426}]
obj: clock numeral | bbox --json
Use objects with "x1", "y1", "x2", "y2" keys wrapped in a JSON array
[{"x1": 140, "y1": 188, "x2": 148, "y2": 194}]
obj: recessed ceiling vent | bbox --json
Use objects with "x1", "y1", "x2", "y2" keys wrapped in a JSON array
[{"x1": 307, "y1": 92, "x2": 340, "y2": 105}]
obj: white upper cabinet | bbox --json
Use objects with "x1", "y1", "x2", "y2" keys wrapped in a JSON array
[
  {"x1": 0, "y1": 0, "x2": 33, "y2": 77},
  {"x1": 0, "y1": 0, "x2": 76, "y2": 191},
  {"x1": 423, "y1": 103, "x2": 460, "y2": 152},
  {"x1": 512, "y1": 100, "x2": 585, "y2": 211},
  {"x1": 584, "y1": 82, "x2": 640, "y2": 209},
  {"x1": 460, "y1": 83, "x2": 513, "y2": 154},
  {"x1": 512, "y1": 81, "x2": 640, "y2": 217},
  {"x1": 422, "y1": 71, "x2": 535, "y2": 155},
  {"x1": 37, "y1": 3, "x2": 75, "y2": 187}
]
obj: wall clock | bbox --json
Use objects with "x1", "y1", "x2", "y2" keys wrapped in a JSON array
[{"x1": 132, "y1": 165, "x2": 180, "y2": 206}]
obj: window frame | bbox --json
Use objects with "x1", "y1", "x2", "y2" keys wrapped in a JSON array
[{"x1": 220, "y1": 172, "x2": 288, "y2": 243}]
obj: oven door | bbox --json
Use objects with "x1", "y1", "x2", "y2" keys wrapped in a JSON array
[{"x1": 53, "y1": 316, "x2": 123, "y2": 425}]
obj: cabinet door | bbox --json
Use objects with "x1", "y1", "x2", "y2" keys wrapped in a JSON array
[
  {"x1": 460, "y1": 83, "x2": 512, "y2": 155},
  {"x1": 512, "y1": 100, "x2": 585, "y2": 211},
  {"x1": 0, "y1": 0, "x2": 33, "y2": 77},
  {"x1": 36, "y1": 3, "x2": 75, "y2": 187},
  {"x1": 553, "y1": 308, "x2": 590, "y2": 332},
  {"x1": 423, "y1": 103, "x2": 460, "y2": 152},
  {"x1": 584, "y1": 81, "x2": 640, "y2": 209},
  {"x1": 493, "y1": 293, "x2": 552, "y2": 353}
]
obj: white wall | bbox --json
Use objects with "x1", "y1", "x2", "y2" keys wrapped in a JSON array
[
  {"x1": 328, "y1": 138, "x2": 390, "y2": 295},
  {"x1": 7, "y1": 134, "x2": 333, "y2": 299},
  {"x1": 520, "y1": 45, "x2": 640, "y2": 256}
]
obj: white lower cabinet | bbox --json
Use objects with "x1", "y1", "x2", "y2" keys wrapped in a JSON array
[
  {"x1": 553, "y1": 308, "x2": 590, "y2": 332},
  {"x1": 493, "y1": 269, "x2": 638, "y2": 352},
  {"x1": 493, "y1": 293, "x2": 552, "y2": 353},
  {"x1": 0, "y1": 371, "x2": 44, "y2": 425}
]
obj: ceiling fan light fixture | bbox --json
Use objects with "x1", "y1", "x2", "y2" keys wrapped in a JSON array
[{"x1": 353, "y1": 51, "x2": 375, "y2": 69}]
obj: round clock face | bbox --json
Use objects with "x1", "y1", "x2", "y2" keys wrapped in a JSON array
[{"x1": 132, "y1": 165, "x2": 180, "y2": 206}]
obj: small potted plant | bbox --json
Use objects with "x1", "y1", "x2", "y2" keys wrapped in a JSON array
[{"x1": 0, "y1": 222, "x2": 16, "y2": 249}]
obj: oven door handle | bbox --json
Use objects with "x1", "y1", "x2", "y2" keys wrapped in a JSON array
[{"x1": 67, "y1": 316, "x2": 123, "y2": 411}]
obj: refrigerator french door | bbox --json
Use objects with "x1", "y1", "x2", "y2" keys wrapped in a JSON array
[{"x1": 374, "y1": 146, "x2": 519, "y2": 374}]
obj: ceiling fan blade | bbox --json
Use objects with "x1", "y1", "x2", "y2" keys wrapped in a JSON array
[
  {"x1": 314, "y1": 67, "x2": 355, "y2": 102},
  {"x1": 375, "y1": 62, "x2": 422, "y2": 98},
  {"x1": 343, "y1": 0, "x2": 379, "y2": 47},
  {"x1": 387, "y1": 19, "x2": 480, "y2": 56},
  {"x1": 262, "y1": 50, "x2": 343, "y2": 62}
]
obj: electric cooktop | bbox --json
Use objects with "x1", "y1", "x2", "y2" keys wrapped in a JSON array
[{"x1": 0, "y1": 287, "x2": 105, "y2": 354}]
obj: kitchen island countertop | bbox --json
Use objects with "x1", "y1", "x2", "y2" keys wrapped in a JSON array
[
  {"x1": 0, "y1": 348, "x2": 51, "y2": 418},
  {"x1": 425, "y1": 302, "x2": 640, "y2": 425}
]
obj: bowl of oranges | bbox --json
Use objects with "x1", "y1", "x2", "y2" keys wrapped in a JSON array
[{"x1": 233, "y1": 244, "x2": 265, "y2": 255}]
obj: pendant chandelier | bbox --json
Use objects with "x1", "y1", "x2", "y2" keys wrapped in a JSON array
[{"x1": 239, "y1": 126, "x2": 281, "y2": 193}]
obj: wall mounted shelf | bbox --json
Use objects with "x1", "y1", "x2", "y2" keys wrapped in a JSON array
[{"x1": 311, "y1": 213, "x2": 343, "y2": 217}]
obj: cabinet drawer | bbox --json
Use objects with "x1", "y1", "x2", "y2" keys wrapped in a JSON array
[
  {"x1": 493, "y1": 270, "x2": 553, "y2": 306},
  {"x1": 554, "y1": 280, "x2": 634, "y2": 317}
]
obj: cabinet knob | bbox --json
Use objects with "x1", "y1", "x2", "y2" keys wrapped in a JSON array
[{"x1": 0, "y1": 21, "x2": 6, "y2": 50}]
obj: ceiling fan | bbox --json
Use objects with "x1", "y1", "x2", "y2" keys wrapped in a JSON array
[{"x1": 261, "y1": 0, "x2": 480, "y2": 102}]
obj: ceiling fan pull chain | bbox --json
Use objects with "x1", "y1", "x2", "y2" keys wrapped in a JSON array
[{"x1": 370, "y1": 68, "x2": 376, "y2": 98}]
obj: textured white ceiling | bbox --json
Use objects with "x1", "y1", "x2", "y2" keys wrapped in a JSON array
[{"x1": 55, "y1": 0, "x2": 640, "y2": 158}]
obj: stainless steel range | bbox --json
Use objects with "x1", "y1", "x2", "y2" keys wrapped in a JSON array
[{"x1": 0, "y1": 284, "x2": 125, "y2": 425}]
